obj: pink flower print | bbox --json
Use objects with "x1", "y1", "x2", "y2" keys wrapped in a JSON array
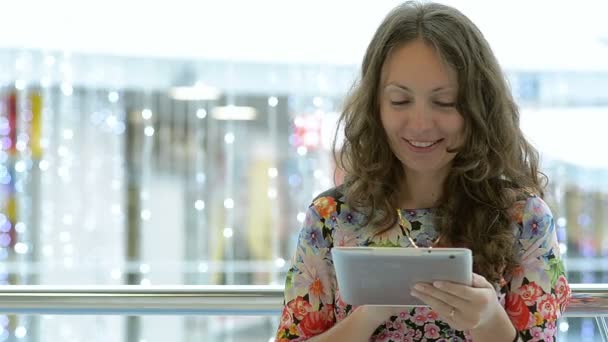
[
  {"x1": 426, "y1": 309, "x2": 439, "y2": 322},
  {"x1": 286, "y1": 296, "x2": 312, "y2": 320},
  {"x1": 542, "y1": 327, "x2": 557, "y2": 341},
  {"x1": 279, "y1": 308, "x2": 293, "y2": 329},
  {"x1": 529, "y1": 326, "x2": 543, "y2": 341},
  {"x1": 543, "y1": 321, "x2": 557, "y2": 340},
  {"x1": 399, "y1": 311, "x2": 411, "y2": 320},
  {"x1": 413, "y1": 307, "x2": 431, "y2": 326},
  {"x1": 424, "y1": 323, "x2": 441, "y2": 339},
  {"x1": 538, "y1": 293, "x2": 558, "y2": 321},
  {"x1": 555, "y1": 275, "x2": 570, "y2": 309},
  {"x1": 519, "y1": 282, "x2": 544, "y2": 306}
]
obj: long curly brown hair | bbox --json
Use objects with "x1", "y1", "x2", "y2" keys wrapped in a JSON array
[{"x1": 334, "y1": 1, "x2": 546, "y2": 283}]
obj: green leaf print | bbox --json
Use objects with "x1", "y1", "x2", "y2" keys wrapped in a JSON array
[
  {"x1": 285, "y1": 270, "x2": 294, "y2": 290},
  {"x1": 548, "y1": 258, "x2": 565, "y2": 286},
  {"x1": 369, "y1": 240, "x2": 401, "y2": 248}
]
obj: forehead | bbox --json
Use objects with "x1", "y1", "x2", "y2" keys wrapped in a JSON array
[{"x1": 381, "y1": 39, "x2": 457, "y2": 88}]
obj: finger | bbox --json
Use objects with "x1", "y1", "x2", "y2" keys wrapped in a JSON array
[
  {"x1": 411, "y1": 288, "x2": 455, "y2": 320},
  {"x1": 471, "y1": 273, "x2": 494, "y2": 289},
  {"x1": 431, "y1": 281, "x2": 474, "y2": 301},
  {"x1": 413, "y1": 283, "x2": 469, "y2": 308},
  {"x1": 432, "y1": 273, "x2": 493, "y2": 300}
]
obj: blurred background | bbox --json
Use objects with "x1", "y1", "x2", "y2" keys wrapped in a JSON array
[{"x1": 0, "y1": 0, "x2": 607, "y2": 341}]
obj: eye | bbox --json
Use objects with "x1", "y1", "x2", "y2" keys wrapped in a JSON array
[
  {"x1": 434, "y1": 101, "x2": 455, "y2": 108},
  {"x1": 390, "y1": 100, "x2": 411, "y2": 106}
]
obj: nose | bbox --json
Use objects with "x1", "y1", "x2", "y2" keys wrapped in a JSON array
[{"x1": 407, "y1": 104, "x2": 434, "y2": 132}]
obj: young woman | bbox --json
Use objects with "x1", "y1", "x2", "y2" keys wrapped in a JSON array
[{"x1": 275, "y1": 2, "x2": 571, "y2": 341}]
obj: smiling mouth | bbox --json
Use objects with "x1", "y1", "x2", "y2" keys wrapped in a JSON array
[{"x1": 405, "y1": 139, "x2": 444, "y2": 148}]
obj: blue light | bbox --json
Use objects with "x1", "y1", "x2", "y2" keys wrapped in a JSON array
[{"x1": 0, "y1": 234, "x2": 10, "y2": 248}]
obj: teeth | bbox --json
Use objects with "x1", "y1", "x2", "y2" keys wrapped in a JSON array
[{"x1": 409, "y1": 140, "x2": 436, "y2": 148}]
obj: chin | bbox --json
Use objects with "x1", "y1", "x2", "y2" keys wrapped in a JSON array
[{"x1": 402, "y1": 162, "x2": 453, "y2": 175}]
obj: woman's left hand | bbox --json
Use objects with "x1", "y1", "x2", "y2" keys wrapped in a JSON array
[{"x1": 410, "y1": 273, "x2": 504, "y2": 331}]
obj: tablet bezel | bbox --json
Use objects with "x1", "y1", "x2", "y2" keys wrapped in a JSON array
[{"x1": 331, "y1": 247, "x2": 473, "y2": 306}]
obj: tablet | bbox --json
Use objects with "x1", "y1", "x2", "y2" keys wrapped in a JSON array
[{"x1": 331, "y1": 247, "x2": 472, "y2": 306}]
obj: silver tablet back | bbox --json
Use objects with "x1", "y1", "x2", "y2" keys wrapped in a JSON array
[{"x1": 332, "y1": 247, "x2": 472, "y2": 306}]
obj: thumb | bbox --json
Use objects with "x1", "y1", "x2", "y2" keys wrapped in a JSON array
[{"x1": 472, "y1": 273, "x2": 493, "y2": 289}]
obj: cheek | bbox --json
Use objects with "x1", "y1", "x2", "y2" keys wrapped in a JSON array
[
  {"x1": 379, "y1": 104, "x2": 391, "y2": 124},
  {"x1": 378, "y1": 109, "x2": 398, "y2": 147},
  {"x1": 379, "y1": 109, "x2": 397, "y2": 134},
  {"x1": 446, "y1": 116, "x2": 465, "y2": 140}
]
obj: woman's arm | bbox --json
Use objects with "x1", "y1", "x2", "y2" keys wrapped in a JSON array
[
  {"x1": 307, "y1": 306, "x2": 399, "y2": 342},
  {"x1": 278, "y1": 195, "x2": 390, "y2": 341},
  {"x1": 274, "y1": 201, "x2": 337, "y2": 341},
  {"x1": 469, "y1": 303, "x2": 518, "y2": 341},
  {"x1": 275, "y1": 193, "x2": 405, "y2": 341},
  {"x1": 502, "y1": 196, "x2": 571, "y2": 341}
]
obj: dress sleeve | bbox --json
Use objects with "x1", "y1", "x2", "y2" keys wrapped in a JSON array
[
  {"x1": 502, "y1": 195, "x2": 571, "y2": 341},
  {"x1": 275, "y1": 196, "x2": 338, "y2": 341}
]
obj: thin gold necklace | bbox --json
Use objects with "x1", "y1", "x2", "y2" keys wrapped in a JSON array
[{"x1": 397, "y1": 209, "x2": 442, "y2": 248}]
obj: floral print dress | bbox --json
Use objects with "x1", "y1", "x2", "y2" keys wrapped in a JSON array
[{"x1": 275, "y1": 187, "x2": 571, "y2": 341}]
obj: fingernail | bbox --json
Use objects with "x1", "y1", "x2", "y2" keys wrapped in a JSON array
[
  {"x1": 433, "y1": 281, "x2": 444, "y2": 288},
  {"x1": 410, "y1": 290, "x2": 418, "y2": 297},
  {"x1": 413, "y1": 284, "x2": 424, "y2": 291}
]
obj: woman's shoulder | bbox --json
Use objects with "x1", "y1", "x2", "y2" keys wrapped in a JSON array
[
  {"x1": 310, "y1": 185, "x2": 370, "y2": 225},
  {"x1": 507, "y1": 193, "x2": 554, "y2": 239},
  {"x1": 309, "y1": 185, "x2": 347, "y2": 218}
]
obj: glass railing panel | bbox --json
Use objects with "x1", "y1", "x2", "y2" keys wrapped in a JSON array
[
  {"x1": 0, "y1": 284, "x2": 605, "y2": 341},
  {"x1": 0, "y1": 315, "x2": 596, "y2": 342}
]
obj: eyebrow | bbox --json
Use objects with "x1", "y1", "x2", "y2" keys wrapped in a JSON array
[{"x1": 385, "y1": 82, "x2": 455, "y2": 93}]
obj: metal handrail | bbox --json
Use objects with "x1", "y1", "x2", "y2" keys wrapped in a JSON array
[{"x1": 0, "y1": 283, "x2": 603, "y2": 317}]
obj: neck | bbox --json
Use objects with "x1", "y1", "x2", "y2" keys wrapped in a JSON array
[{"x1": 398, "y1": 169, "x2": 448, "y2": 209}]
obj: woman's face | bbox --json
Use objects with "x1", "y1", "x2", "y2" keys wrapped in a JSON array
[{"x1": 379, "y1": 39, "x2": 465, "y2": 178}]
